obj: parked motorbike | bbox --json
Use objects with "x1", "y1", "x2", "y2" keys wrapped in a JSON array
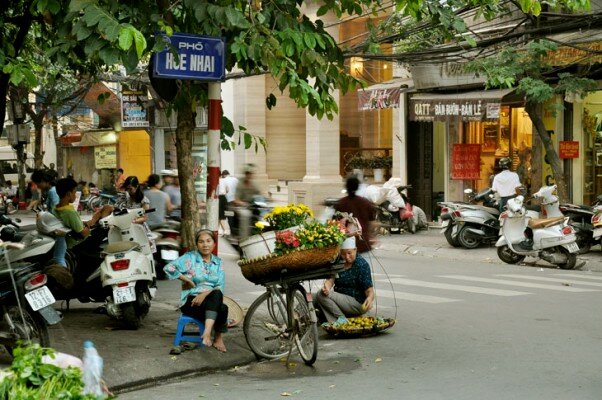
[
  {"x1": 151, "y1": 219, "x2": 181, "y2": 280},
  {"x1": 496, "y1": 195, "x2": 579, "y2": 269},
  {"x1": 439, "y1": 188, "x2": 499, "y2": 248},
  {"x1": 590, "y1": 196, "x2": 602, "y2": 247},
  {"x1": 560, "y1": 194, "x2": 602, "y2": 254},
  {"x1": 87, "y1": 191, "x2": 127, "y2": 210},
  {"x1": 0, "y1": 241, "x2": 62, "y2": 357},
  {"x1": 96, "y1": 208, "x2": 157, "y2": 329}
]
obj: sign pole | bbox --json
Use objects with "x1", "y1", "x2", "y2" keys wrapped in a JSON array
[{"x1": 207, "y1": 82, "x2": 221, "y2": 254}]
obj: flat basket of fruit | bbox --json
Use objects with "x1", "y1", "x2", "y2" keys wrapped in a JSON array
[
  {"x1": 238, "y1": 245, "x2": 340, "y2": 285},
  {"x1": 321, "y1": 316, "x2": 396, "y2": 338}
]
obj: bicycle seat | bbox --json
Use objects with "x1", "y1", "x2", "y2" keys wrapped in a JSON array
[{"x1": 528, "y1": 217, "x2": 565, "y2": 230}]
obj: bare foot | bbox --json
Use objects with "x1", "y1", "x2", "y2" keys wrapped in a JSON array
[
  {"x1": 202, "y1": 333, "x2": 213, "y2": 347},
  {"x1": 212, "y1": 335, "x2": 227, "y2": 353}
]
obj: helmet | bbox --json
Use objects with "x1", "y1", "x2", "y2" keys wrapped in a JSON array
[{"x1": 499, "y1": 157, "x2": 511, "y2": 170}]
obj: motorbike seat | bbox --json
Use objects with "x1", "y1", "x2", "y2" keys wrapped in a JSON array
[
  {"x1": 103, "y1": 241, "x2": 139, "y2": 254},
  {"x1": 528, "y1": 216, "x2": 565, "y2": 230}
]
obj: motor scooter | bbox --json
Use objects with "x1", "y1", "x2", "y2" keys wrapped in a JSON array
[
  {"x1": 226, "y1": 197, "x2": 272, "y2": 257},
  {"x1": 151, "y1": 219, "x2": 181, "y2": 279},
  {"x1": 496, "y1": 195, "x2": 579, "y2": 269},
  {"x1": 95, "y1": 208, "x2": 157, "y2": 329},
  {"x1": 0, "y1": 241, "x2": 62, "y2": 357},
  {"x1": 590, "y1": 195, "x2": 602, "y2": 246},
  {"x1": 439, "y1": 188, "x2": 499, "y2": 248}
]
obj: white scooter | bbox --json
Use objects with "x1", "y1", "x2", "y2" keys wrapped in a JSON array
[
  {"x1": 96, "y1": 208, "x2": 157, "y2": 329},
  {"x1": 496, "y1": 194, "x2": 579, "y2": 269}
]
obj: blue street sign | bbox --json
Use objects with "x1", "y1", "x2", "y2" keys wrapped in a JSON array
[{"x1": 153, "y1": 33, "x2": 226, "y2": 81}]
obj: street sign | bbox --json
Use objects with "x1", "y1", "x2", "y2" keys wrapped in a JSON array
[{"x1": 153, "y1": 33, "x2": 226, "y2": 81}]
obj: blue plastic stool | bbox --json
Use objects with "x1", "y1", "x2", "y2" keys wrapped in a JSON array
[{"x1": 173, "y1": 315, "x2": 206, "y2": 347}]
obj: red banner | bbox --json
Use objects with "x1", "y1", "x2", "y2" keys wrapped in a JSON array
[
  {"x1": 559, "y1": 141, "x2": 579, "y2": 159},
  {"x1": 451, "y1": 144, "x2": 481, "y2": 180}
]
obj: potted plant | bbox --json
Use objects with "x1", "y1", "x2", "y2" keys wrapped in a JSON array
[
  {"x1": 345, "y1": 153, "x2": 367, "y2": 178},
  {"x1": 369, "y1": 155, "x2": 392, "y2": 182}
]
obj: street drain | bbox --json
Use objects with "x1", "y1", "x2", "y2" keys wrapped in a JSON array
[{"x1": 230, "y1": 356, "x2": 360, "y2": 379}]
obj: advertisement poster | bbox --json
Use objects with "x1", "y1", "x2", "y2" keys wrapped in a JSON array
[
  {"x1": 451, "y1": 144, "x2": 481, "y2": 180},
  {"x1": 94, "y1": 145, "x2": 117, "y2": 169}
]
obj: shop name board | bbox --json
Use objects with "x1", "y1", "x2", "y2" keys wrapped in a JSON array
[
  {"x1": 121, "y1": 88, "x2": 149, "y2": 128},
  {"x1": 94, "y1": 145, "x2": 117, "y2": 169},
  {"x1": 451, "y1": 144, "x2": 481, "y2": 180},
  {"x1": 410, "y1": 99, "x2": 501, "y2": 122},
  {"x1": 153, "y1": 33, "x2": 225, "y2": 81},
  {"x1": 559, "y1": 141, "x2": 579, "y2": 159}
]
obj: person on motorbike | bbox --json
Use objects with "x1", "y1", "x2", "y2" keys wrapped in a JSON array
[
  {"x1": 335, "y1": 176, "x2": 376, "y2": 254},
  {"x1": 144, "y1": 174, "x2": 173, "y2": 229},
  {"x1": 492, "y1": 157, "x2": 522, "y2": 212},
  {"x1": 161, "y1": 170, "x2": 182, "y2": 220},
  {"x1": 31, "y1": 169, "x2": 59, "y2": 213},
  {"x1": 53, "y1": 178, "x2": 113, "y2": 269},
  {"x1": 232, "y1": 165, "x2": 261, "y2": 240},
  {"x1": 314, "y1": 236, "x2": 375, "y2": 323},
  {"x1": 122, "y1": 176, "x2": 150, "y2": 224}
]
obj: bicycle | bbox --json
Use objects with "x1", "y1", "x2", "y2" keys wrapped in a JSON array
[{"x1": 243, "y1": 264, "x2": 343, "y2": 366}]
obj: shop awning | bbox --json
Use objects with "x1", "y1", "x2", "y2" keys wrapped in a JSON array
[
  {"x1": 64, "y1": 130, "x2": 119, "y2": 147},
  {"x1": 358, "y1": 78, "x2": 413, "y2": 111},
  {"x1": 409, "y1": 88, "x2": 515, "y2": 122}
]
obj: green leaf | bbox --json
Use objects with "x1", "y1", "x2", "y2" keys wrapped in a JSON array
[
  {"x1": 118, "y1": 27, "x2": 134, "y2": 51},
  {"x1": 104, "y1": 23, "x2": 121, "y2": 42},
  {"x1": 133, "y1": 30, "x2": 147, "y2": 58},
  {"x1": 221, "y1": 116, "x2": 235, "y2": 137},
  {"x1": 244, "y1": 133, "x2": 253, "y2": 149},
  {"x1": 75, "y1": 25, "x2": 92, "y2": 41},
  {"x1": 22, "y1": 69, "x2": 37, "y2": 87},
  {"x1": 317, "y1": 5, "x2": 330, "y2": 16},
  {"x1": 99, "y1": 47, "x2": 120, "y2": 65},
  {"x1": 68, "y1": 0, "x2": 90, "y2": 12}
]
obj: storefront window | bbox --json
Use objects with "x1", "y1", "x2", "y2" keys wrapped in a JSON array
[
  {"x1": 461, "y1": 106, "x2": 533, "y2": 191},
  {"x1": 583, "y1": 91, "x2": 602, "y2": 205}
]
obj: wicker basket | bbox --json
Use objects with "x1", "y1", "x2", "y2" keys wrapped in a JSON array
[{"x1": 239, "y1": 246, "x2": 340, "y2": 284}]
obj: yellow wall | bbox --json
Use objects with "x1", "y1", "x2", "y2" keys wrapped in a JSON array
[{"x1": 118, "y1": 130, "x2": 151, "y2": 182}]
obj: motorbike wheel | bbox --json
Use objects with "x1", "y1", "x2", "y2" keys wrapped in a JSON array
[
  {"x1": 121, "y1": 303, "x2": 142, "y2": 330},
  {"x1": 458, "y1": 226, "x2": 481, "y2": 249},
  {"x1": 558, "y1": 247, "x2": 578, "y2": 270},
  {"x1": 3, "y1": 305, "x2": 50, "y2": 358},
  {"x1": 574, "y1": 233, "x2": 592, "y2": 255},
  {"x1": 444, "y1": 225, "x2": 461, "y2": 247},
  {"x1": 497, "y1": 245, "x2": 526, "y2": 265}
]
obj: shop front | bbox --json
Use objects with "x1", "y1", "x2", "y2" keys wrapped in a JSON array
[{"x1": 408, "y1": 89, "x2": 535, "y2": 203}]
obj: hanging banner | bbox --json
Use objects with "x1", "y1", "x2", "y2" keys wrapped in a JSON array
[
  {"x1": 451, "y1": 144, "x2": 481, "y2": 180},
  {"x1": 358, "y1": 87, "x2": 401, "y2": 110},
  {"x1": 559, "y1": 141, "x2": 579, "y2": 158},
  {"x1": 410, "y1": 99, "x2": 502, "y2": 122},
  {"x1": 121, "y1": 87, "x2": 149, "y2": 128},
  {"x1": 94, "y1": 145, "x2": 117, "y2": 169}
]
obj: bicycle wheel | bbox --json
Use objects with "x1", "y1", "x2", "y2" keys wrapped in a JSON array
[
  {"x1": 288, "y1": 285, "x2": 318, "y2": 366},
  {"x1": 243, "y1": 291, "x2": 289, "y2": 360}
]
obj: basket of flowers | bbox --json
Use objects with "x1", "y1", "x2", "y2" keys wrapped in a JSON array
[
  {"x1": 239, "y1": 220, "x2": 346, "y2": 284},
  {"x1": 239, "y1": 203, "x2": 313, "y2": 260}
]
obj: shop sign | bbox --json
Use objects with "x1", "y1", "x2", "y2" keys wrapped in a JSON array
[
  {"x1": 409, "y1": 99, "x2": 501, "y2": 122},
  {"x1": 94, "y1": 145, "x2": 117, "y2": 169},
  {"x1": 409, "y1": 63, "x2": 486, "y2": 90},
  {"x1": 358, "y1": 88, "x2": 401, "y2": 110},
  {"x1": 559, "y1": 141, "x2": 579, "y2": 159},
  {"x1": 153, "y1": 33, "x2": 226, "y2": 81},
  {"x1": 451, "y1": 144, "x2": 481, "y2": 180},
  {"x1": 121, "y1": 88, "x2": 149, "y2": 128}
]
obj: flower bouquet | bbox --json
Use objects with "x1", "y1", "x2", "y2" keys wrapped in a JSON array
[{"x1": 264, "y1": 204, "x2": 313, "y2": 231}]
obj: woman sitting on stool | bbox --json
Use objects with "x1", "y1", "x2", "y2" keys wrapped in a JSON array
[
  {"x1": 164, "y1": 230, "x2": 228, "y2": 353},
  {"x1": 315, "y1": 236, "x2": 375, "y2": 323}
]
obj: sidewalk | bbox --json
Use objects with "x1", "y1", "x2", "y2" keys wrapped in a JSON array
[{"x1": 374, "y1": 226, "x2": 602, "y2": 272}]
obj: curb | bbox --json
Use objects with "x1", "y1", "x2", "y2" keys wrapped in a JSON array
[{"x1": 110, "y1": 353, "x2": 257, "y2": 394}]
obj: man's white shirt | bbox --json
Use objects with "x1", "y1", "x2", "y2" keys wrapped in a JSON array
[{"x1": 492, "y1": 170, "x2": 521, "y2": 197}]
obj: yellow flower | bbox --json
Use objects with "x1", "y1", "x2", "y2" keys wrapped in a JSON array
[{"x1": 255, "y1": 221, "x2": 265, "y2": 230}]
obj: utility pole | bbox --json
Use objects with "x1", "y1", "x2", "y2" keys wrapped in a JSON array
[{"x1": 206, "y1": 82, "x2": 221, "y2": 254}]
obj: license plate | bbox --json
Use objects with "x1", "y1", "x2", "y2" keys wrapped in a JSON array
[
  {"x1": 113, "y1": 286, "x2": 136, "y2": 304},
  {"x1": 565, "y1": 242, "x2": 580, "y2": 253},
  {"x1": 593, "y1": 227, "x2": 602, "y2": 239},
  {"x1": 25, "y1": 286, "x2": 56, "y2": 311},
  {"x1": 441, "y1": 220, "x2": 449, "y2": 229},
  {"x1": 161, "y1": 249, "x2": 179, "y2": 261}
]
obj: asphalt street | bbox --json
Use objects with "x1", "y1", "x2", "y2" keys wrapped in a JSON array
[{"x1": 121, "y1": 246, "x2": 602, "y2": 400}]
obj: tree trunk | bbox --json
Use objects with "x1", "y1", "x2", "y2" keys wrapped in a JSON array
[
  {"x1": 525, "y1": 102, "x2": 568, "y2": 202},
  {"x1": 176, "y1": 102, "x2": 201, "y2": 250},
  {"x1": 52, "y1": 115, "x2": 65, "y2": 177},
  {"x1": 33, "y1": 114, "x2": 45, "y2": 169}
]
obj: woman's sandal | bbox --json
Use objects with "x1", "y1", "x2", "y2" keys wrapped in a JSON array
[
  {"x1": 169, "y1": 346, "x2": 182, "y2": 355},
  {"x1": 181, "y1": 342, "x2": 199, "y2": 351}
]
